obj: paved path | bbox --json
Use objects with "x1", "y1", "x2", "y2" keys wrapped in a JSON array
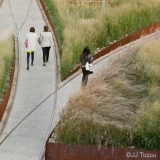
[
  {"x1": 0, "y1": 0, "x2": 160, "y2": 159},
  {"x1": 0, "y1": 0, "x2": 57, "y2": 159}
]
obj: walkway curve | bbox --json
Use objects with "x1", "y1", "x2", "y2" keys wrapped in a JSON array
[{"x1": 0, "y1": 0, "x2": 58, "y2": 159}]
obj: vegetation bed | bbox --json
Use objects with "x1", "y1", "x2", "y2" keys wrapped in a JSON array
[
  {"x1": 53, "y1": 40, "x2": 160, "y2": 150},
  {"x1": 44, "y1": 0, "x2": 160, "y2": 78},
  {"x1": 0, "y1": 36, "x2": 14, "y2": 99}
]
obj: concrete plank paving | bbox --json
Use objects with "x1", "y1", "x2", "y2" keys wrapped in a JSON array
[
  {"x1": 0, "y1": 0, "x2": 57, "y2": 159},
  {"x1": 0, "y1": 0, "x2": 160, "y2": 159}
]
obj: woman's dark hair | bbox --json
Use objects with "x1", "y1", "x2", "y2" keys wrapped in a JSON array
[
  {"x1": 30, "y1": 27, "x2": 35, "y2": 33},
  {"x1": 44, "y1": 25, "x2": 49, "y2": 32},
  {"x1": 80, "y1": 47, "x2": 91, "y2": 63},
  {"x1": 82, "y1": 47, "x2": 90, "y2": 55}
]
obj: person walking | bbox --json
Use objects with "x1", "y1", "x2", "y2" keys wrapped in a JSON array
[
  {"x1": 38, "y1": 25, "x2": 54, "y2": 66},
  {"x1": 80, "y1": 47, "x2": 93, "y2": 86},
  {"x1": 24, "y1": 27, "x2": 38, "y2": 70}
]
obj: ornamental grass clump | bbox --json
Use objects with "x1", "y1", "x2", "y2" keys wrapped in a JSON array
[
  {"x1": 53, "y1": 40, "x2": 160, "y2": 149},
  {"x1": 133, "y1": 40, "x2": 160, "y2": 149}
]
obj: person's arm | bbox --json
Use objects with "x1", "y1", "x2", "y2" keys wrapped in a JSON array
[
  {"x1": 38, "y1": 33, "x2": 43, "y2": 45},
  {"x1": 50, "y1": 32, "x2": 54, "y2": 47},
  {"x1": 79, "y1": 55, "x2": 82, "y2": 67},
  {"x1": 88, "y1": 54, "x2": 93, "y2": 64},
  {"x1": 24, "y1": 34, "x2": 29, "y2": 48}
]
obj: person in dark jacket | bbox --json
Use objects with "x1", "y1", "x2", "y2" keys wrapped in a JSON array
[{"x1": 80, "y1": 47, "x2": 93, "y2": 86}]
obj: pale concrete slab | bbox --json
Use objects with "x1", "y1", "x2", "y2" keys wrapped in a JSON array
[{"x1": 0, "y1": 0, "x2": 57, "y2": 159}]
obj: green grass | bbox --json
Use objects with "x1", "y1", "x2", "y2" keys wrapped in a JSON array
[
  {"x1": 68, "y1": 5, "x2": 99, "y2": 19},
  {"x1": 95, "y1": 5, "x2": 160, "y2": 47},
  {"x1": 44, "y1": 0, "x2": 64, "y2": 53},
  {"x1": 133, "y1": 101, "x2": 160, "y2": 150},
  {"x1": 44, "y1": 0, "x2": 160, "y2": 78},
  {"x1": 55, "y1": 118, "x2": 132, "y2": 147},
  {"x1": 0, "y1": 36, "x2": 14, "y2": 98}
]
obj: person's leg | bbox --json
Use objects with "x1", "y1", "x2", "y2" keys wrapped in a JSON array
[
  {"x1": 27, "y1": 52, "x2": 30, "y2": 70},
  {"x1": 42, "y1": 47, "x2": 46, "y2": 66},
  {"x1": 31, "y1": 52, "x2": 34, "y2": 66},
  {"x1": 46, "y1": 47, "x2": 51, "y2": 62},
  {"x1": 82, "y1": 68, "x2": 89, "y2": 86}
]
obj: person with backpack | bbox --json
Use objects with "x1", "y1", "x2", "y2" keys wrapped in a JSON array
[{"x1": 80, "y1": 47, "x2": 93, "y2": 86}]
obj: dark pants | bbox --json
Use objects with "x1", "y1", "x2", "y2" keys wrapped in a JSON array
[
  {"x1": 42, "y1": 47, "x2": 51, "y2": 63},
  {"x1": 27, "y1": 52, "x2": 34, "y2": 66},
  {"x1": 82, "y1": 67, "x2": 89, "y2": 86}
]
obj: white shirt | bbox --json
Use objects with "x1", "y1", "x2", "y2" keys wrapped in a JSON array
[
  {"x1": 25, "y1": 32, "x2": 38, "y2": 52},
  {"x1": 39, "y1": 31, "x2": 54, "y2": 47}
]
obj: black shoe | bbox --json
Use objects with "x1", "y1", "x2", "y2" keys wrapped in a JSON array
[
  {"x1": 43, "y1": 63, "x2": 46, "y2": 66},
  {"x1": 27, "y1": 66, "x2": 29, "y2": 70}
]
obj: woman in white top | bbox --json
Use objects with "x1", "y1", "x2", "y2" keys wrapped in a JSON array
[
  {"x1": 39, "y1": 25, "x2": 54, "y2": 66},
  {"x1": 24, "y1": 27, "x2": 38, "y2": 70}
]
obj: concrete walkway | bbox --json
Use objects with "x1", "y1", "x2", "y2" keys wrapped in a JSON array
[
  {"x1": 0, "y1": 0, "x2": 160, "y2": 160},
  {"x1": 0, "y1": 0, "x2": 57, "y2": 159}
]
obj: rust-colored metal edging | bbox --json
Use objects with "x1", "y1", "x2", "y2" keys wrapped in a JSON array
[
  {"x1": 62, "y1": 23, "x2": 160, "y2": 81},
  {"x1": 45, "y1": 143, "x2": 160, "y2": 160},
  {"x1": 0, "y1": 63, "x2": 15, "y2": 121}
]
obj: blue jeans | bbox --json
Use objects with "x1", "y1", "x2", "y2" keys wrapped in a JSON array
[{"x1": 27, "y1": 52, "x2": 34, "y2": 66}]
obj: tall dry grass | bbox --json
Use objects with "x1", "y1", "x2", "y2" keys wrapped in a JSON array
[
  {"x1": 133, "y1": 40, "x2": 160, "y2": 149},
  {"x1": 0, "y1": 35, "x2": 14, "y2": 98},
  {"x1": 45, "y1": 0, "x2": 160, "y2": 78},
  {"x1": 53, "y1": 51, "x2": 145, "y2": 146},
  {"x1": 53, "y1": 40, "x2": 160, "y2": 149}
]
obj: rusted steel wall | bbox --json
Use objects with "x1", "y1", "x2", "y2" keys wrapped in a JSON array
[
  {"x1": 0, "y1": 63, "x2": 15, "y2": 121},
  {"x1": 45, "y1": 143, "x2": 160, "y2": 160}
]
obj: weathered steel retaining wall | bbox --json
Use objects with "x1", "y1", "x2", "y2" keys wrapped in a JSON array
[
  {"x1": 45, "y1": 143, "x2": 160, "y2": 160},
  {"x1": 0, "y1": 63, "x2": 14, "y2": 121}
]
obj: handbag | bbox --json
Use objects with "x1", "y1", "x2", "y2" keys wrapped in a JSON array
[
  {"x1": 24, "y1": 39, "x2": 28, "y2": 48},
  {"x1": 85, "y1": 62, "x2": 93, "y2": 74}
]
